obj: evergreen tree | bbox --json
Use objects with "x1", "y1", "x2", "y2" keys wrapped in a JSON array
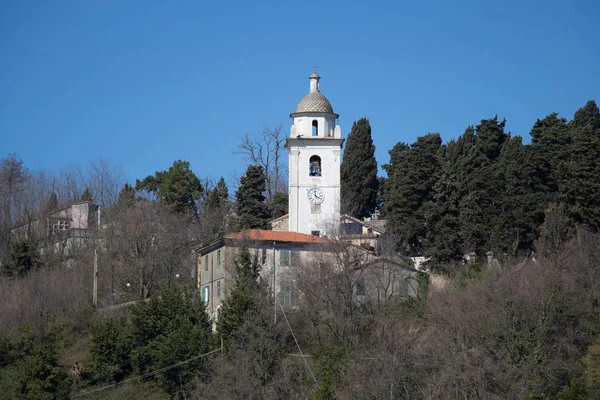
[
  {"x1": 529, "y1": 113, "x2": 571, "y2": 202},
  {"x1": 340, "y1": 118, "x2": 379, "y2": 218},
  {"x1": 136, "y1": 160, "x2": 203, "y2": 218},
  {"x1": 268, "y1": 192, "x2": 288, "y2": 220},
  {"x1": 0, "y1": 327, "x2": 70, "y2": 399},
  {"x1": 1, "y1": 240, "x2": 40, "y2": 277},
  {"x1": 563, "y1": 101, "x2": 600, "y2": 229},
  {"x1": 216, "y1": 246, "x2": 266, "y2": 346},
  {"x1": 235, "y1": 165, "x2": 270, "y2": 230},
  {"x1": 383, "y1": 133, "x2": 442, "y2": 254},
  {"x1": 493, "y1": 135, "x2": 538, "y2": 254},
  {"x1": 46, "y1": 192, "x2": 58, "y2": 213},
  {"x1": 425, "y1": 136, "x2": 465, "y2": 262},
  {"x1": 80, "y1": 187, "x2": 93, "y2": 202},
  {"x1": 129, "y1": 286, "x2": 212, "y2": 397},
  {"x1": 117, "y1": 183, "x2": 136, "y2": 209},
  {"x1": 202, "y1": 177, "x2": 231, "y2": 240},
  {"x1": 458, "y1": 117, "x2": 508, "y2": 254}
]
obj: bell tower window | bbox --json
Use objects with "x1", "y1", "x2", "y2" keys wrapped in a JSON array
[
  {"x1": 312, "y1": 120, "x2": 318, "y2": 136},
  {"x1": 309, "y1": 155, "x2": 321, "y2": 176}
]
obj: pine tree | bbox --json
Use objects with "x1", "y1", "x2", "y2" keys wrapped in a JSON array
[
  {"x1": 136, "y1": 160, "x2": 203, "y2": 218},
  {"x1": 383, "y1": 133, "x2": 442, "y2": 254},
  {"x1": 340, "y1": 118, "x2": 379, "y2": 218},
  {"x1": 235, "y1": 165, "x2": 270, "y2": 230}
]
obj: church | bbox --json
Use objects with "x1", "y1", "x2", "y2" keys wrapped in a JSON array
[{"x1": 193, "y1": 73, "x2": 418, "y2": 320}]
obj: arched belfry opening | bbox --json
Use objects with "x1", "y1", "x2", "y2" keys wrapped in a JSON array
[
  {"x1": 309, "y1": 155, "x2": 322, "y2": 176},
  {"x1": 312, "y1": 120, "x2": 318, "y2": 136}
]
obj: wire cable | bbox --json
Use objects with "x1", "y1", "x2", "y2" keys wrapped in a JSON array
[
  {"x1": 277, "y1": 300, "x2": 320, "y2": 389},
  {"x1": 72, "y1": 348, "x2": 221, "y2": 398}
]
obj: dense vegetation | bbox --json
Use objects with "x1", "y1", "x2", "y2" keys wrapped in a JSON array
[{"x1": 0, "y1": 100, "x2": 599, "y2": 398}]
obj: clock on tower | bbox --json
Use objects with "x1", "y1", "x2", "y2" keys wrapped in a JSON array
[{"x1": 286, "y1": 72, "x2": 343, "y2": 237}]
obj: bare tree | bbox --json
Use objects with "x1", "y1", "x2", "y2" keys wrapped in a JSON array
[
  {"x1": 87, "y1": 156, "x2": 126, "y2": 208},
  {"x1": 236, "y1": 124, "x2": 287, "y2": 201}
]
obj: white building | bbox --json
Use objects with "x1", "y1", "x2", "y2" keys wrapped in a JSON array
[{"x1": 287, "y1": 72, "x2": 343, "y2": 237}]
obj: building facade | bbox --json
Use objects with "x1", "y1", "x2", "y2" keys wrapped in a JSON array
[{"x1": 287, "y1": 72, "x2": 343, "y2": 237}]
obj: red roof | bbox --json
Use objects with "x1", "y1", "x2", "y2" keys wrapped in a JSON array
[{"x1": 225, "y1": 230, "x2": 332, "y2": 244}]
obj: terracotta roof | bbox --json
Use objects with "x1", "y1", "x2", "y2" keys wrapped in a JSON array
[{"x1": 225, "y1": 230, "x2": 332, "y2": 244}]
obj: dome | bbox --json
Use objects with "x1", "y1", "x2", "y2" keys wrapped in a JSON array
[{"x1": 295, "y1": 92, "x2": 334, "y2": 114}]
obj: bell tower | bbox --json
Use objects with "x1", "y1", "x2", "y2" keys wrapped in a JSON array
[{"x1": 287, "y1": 72, "x2": 343, "y2": 237}]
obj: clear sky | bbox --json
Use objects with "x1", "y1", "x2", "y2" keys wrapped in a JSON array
[{"x1": 1, "y1": 0, "x2": 599, "y2": 186}]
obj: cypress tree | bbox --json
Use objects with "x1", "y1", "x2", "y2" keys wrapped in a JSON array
[
  {"x1": 383, "y1": 133, "x2": 442, "y2": 254},
  {"x1": 203, "y1": 177, "x2": 231, "y2": 239},
  {"x1": 563, "y1": 101, "x2": 600, "y2": 229},
  {"x1": 235, "y1": 165, "x2": 270, "y2": 230},
  {"x1": 458, "y1": 117, "x2": 508, "y2": 254},
  {"x1": 341, "y1": 118, "x2": 379, "y2": 218}
]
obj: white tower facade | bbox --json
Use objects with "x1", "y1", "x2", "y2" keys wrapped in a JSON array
[{"x1": 287, "y1": 73, "x2": 343, "y2": 237}]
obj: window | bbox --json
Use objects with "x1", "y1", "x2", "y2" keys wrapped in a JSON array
[
  {"x1": 262, "y1": 249, "x2": 267, "y2": 265},
  {"x1": 291, "y1": 251, "x2": 300, "y2": 265},
  {"x1": 280, "y1": 280, "x2": 299, "y2": 307},
  {"x1": 356, "y1": 280, "x2": 366, "y2": 296},
  {"x1": 204, "y1": 255, "x2": 208, "y2": 271},
  {"x1": 217, "y1": 281, "x2": 221, "y2": 298},
  {"x1": 281, "y1": 250, "x2": 300, "y2": 266},
  {"x1": 49, "y1": 218, "x2": 70, "y2": 235},
  {"x1": 217, "y1": 250, "x2": 221, "y2": 266},
  {"x1": 309, "y1": 155, "x2": 321, "y2": 176},
  {"x1": 311, "y1": 230, "x2": 320, "y2": 237},
  {"x1": 312, "y1": 120, "x2": 318, "y2": 136},
  {"x1": 201, "y1": 286, "x2": 210, "y2": 303},
  {"x1": 280, "y1": 250, "x2": 290, "y2": 266}
]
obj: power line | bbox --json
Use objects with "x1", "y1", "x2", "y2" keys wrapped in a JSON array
[
  {"x1": 277, "y1": 300, "x2": 320, "y2": 389},
  {"x1": 72, "y1": 348, "x2": 221, "y2": 398}
]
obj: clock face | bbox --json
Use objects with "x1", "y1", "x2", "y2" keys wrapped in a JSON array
[{"x1": 307, "y1": 187, "x2": 324, "y2": 205}]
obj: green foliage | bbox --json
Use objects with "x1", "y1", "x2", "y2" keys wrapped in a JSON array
[
  {"x1": 117, "y1": 183, "x2": 136, "y2": 209},
  {"x1": 46, "y1": 192, "x2": 58, "y2": 212},
  {"x1": 583, "y1": 337, "x2": 600, "y2": 398},
  {"x1": 383, "y1": 133, "x2": 442, "y2": 254},
  {"x1": 136, "y1": 160, "x2": 203, "y2": 218},
  {"x1": 129, "y1": 286, "x2": 212, "y2": 398},
  {"x1": 0, "y1": 326, "x2": 70, "y2": 399},
  {"x1": 89, "y1": 316, "x2": 133, "y2": 383},
  {"x1": 1, "y1": 240, "x2": 41, "y2": 277},
  {"x1": 81, "y1": 187, "x2": 93, "y2": 202},
  {"x1": 202, "y1": 177, "x2": 230, "y2": 240},
  {"x1": 312, "y1": 343, "x2": 348, "y2": 400},
  {"x1": 341, "y1": 118, "x2": 379, "y2": 218},
  {"x1": 234, "y1": 165, "x2": 270, "y2": 230},
  {"x1": 216, "y1": 247, "x2": 265, "y2": 346},
  {"x1": 268, "y1": 191, "x2": 288, "y2": 220}
]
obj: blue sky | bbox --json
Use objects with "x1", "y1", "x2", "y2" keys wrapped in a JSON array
[{"x1": 1, "y1": 0, "x2": 599, "y2": 187}]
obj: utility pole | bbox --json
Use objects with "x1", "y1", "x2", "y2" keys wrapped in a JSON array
[
  {"x1": 93, "y1": 249, "x2": 98, "y2": 309},
  {"x1": 273, "y1": 242, "x2": 277, "y2": 323}
]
